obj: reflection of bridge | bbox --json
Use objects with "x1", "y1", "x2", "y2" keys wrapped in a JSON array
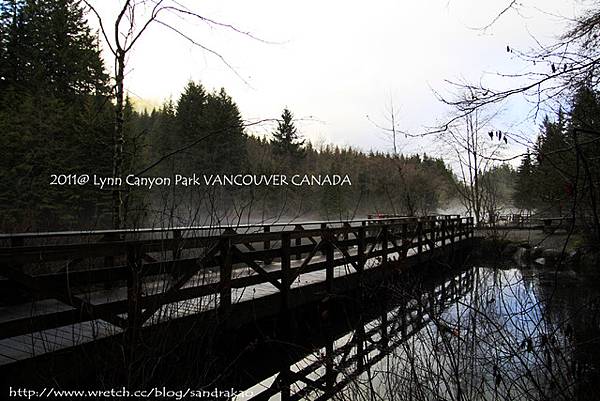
[
  {"x1": 242, "y1": 268, "x2": 476, "y2": 401},
  {"x1": 0, "y1": 215, "x2": 473, "y2": 385}
]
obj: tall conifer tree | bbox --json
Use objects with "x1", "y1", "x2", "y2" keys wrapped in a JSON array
[{"x1": 271, "y1": 108, "x2": 305, "y2": 160}]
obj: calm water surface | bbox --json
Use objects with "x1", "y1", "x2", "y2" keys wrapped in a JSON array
[{"x1": 234, "y1": 266, "x2": 600, "y2": 401}]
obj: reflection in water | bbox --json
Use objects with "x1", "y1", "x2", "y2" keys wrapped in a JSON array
[{"x1": 235, "y1": 267, "x2": 600, "y2": 401}]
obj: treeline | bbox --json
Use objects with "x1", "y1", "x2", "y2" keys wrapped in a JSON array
[
  {"x1": 514, "y1": 86, "x2": 600, "y2": 242},
  {"x1": 0, "y1": 0, "x2": 457, "y2": 232},
  {"x1": 130, "y1": 87, "x2": 457, "y2": 227}
]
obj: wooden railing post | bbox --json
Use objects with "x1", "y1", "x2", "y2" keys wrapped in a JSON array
[
  {"x1": 169, "y1": 229, "x2": 182, "y2": 279},
  {"x1": 325, "y1": 230, "x2": 334, "y2": 293},
  {"x1": 281, "y1": 232, "x2": 291, "y2": 310},
  {"x1": 441, "y1": 219, "x2": 446, "y2": 247},
  {"x1": 401, "y1": 221, "x2": 408, "y2": 258},
  {"x1": 417, "y1": 221, "x2": 423, "y2": 257},
  {"x1": 263, "y1": 225, "x2": 272, "y2": 265},
  {"x1": 430, "y1": 220, "x2": 436, "y2": 250},
  {"x1": 172, "y1": 229, "x2": 182, "y2": 260},
  {"x1": 468, "y1": 217, "x2": 472, "y2": 237},
  {"x1": 357, "y1": 225, "x2": 365, "y2": 272},
  {"x1": 219, "y1": 235, "x2": 233, "y2": 316},
  {"x1": 127, "y1": 243, "x2": 143, "y2": 329},
  {"x1": 468, "y1": 217, "x2": 474, "y2": 238},
  {"x1": 294, "y1": 224, "x2": 303, "y2": 260},
  {"x1": 126, "y1": 243, "x2": 143, "y2": 365},
  {"x1": 321, "y1": 223, "x2": 328, "y2": 256},
  {"x1": 381, "y1": 225, "x2": 389, "y2": 264},
  {"x1": 343, "y1": 222, "x2": 350, "y2": 241}
]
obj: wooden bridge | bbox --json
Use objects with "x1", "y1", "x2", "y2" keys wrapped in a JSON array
[
  {"x1": 481, "y1": 213, "x2": 574, "y2": 233},
  {"x1": 0, "y1": 215, "x2": 473, "y2": 385}
]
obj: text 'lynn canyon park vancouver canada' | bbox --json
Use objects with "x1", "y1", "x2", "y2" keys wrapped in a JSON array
[{"x1": 2, "y1": 1, "x2": 600, "y2": 400}]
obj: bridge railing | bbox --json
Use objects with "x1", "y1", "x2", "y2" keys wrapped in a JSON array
[
  {"x1": 479, "y1": 213, "x2": 575, "y2": 232},
  {"x1": 0, "y1": 215, "x2": 473, "y2": 340}
]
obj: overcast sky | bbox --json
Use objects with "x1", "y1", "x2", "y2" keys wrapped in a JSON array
[{"x1": 89, "y1": 0, "x2": 581, "y2": 161}]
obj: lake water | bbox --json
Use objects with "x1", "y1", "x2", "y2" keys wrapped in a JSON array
[{"x1": 233, "y1": 266, "x2": 600, "y2": 401}]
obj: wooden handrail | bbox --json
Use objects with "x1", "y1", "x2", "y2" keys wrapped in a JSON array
[{"x1": 0, "y1": 215, "x2": 462, "y2": 240}]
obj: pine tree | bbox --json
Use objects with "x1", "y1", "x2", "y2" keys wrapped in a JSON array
[
  {"x1": 534, "y1": 114, "x2": 570, "y2": 215},
  {"x1": 271, "y1": 108, "x2": 305, "y2": 160},
  {"x1": 514, "y1": 151, "x2": 536, "y2": 212},
  {"x1": 173, "y1": 82, "x2": 246, "y2": 174},
  {"x1": 203, "y1": 87, "x2": 246, "y2": 173},
  {"x1": 149, "y1": 99, "x2": 177, "y2": 174},
  {"x1": 1, "y1": 0, "x2": 108, "y2": 97},
  {"x1": 0, "y1": 0, "x2": 25, "y2": 92},
  {"x1": 568, "y1": 86, "x2": 600, "y2": 242},
  {"x1": 0, "y1": 0, "x2": 111, "y2": 230}
]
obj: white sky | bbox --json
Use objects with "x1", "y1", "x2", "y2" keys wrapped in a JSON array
[{"x1": 87, "y1": 0, "x2": 581, "y2": 160}]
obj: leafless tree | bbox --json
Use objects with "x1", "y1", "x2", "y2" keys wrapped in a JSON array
[
  {"x1": 367, "y1": 96, "x2": 406, "y2": 156},
  {"x1": 436, "y1": 91, "x2": 507, "y2": 225},
  {"x1": 368, "y1": 97, "x2": 437, "y2": 216},
  {"x1": 81, "y1": 0, "x2": 268, "y2": 228},
  {"x1": 431, "y1": 1, "x2": 600, "y2": 140}
]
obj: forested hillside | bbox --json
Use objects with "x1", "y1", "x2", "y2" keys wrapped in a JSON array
[
  {"x1": 513, "y1": 86, "x2": 600, "y2": 242},
  {"x1": 0, "y1": 0, "x2": 113, "y2": 231}
]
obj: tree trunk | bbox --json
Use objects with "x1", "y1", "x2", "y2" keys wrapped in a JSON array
[{"x1": 112, "y1": 50, "x2": 125, "y2": 229}]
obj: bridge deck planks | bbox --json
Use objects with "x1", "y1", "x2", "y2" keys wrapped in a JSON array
[
  {"x1": 0, "y1": 321, "x2": 121, "y2": 366},
  {"x1": 0, "y1": 247, "x2": 371, "y2": 365}
]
